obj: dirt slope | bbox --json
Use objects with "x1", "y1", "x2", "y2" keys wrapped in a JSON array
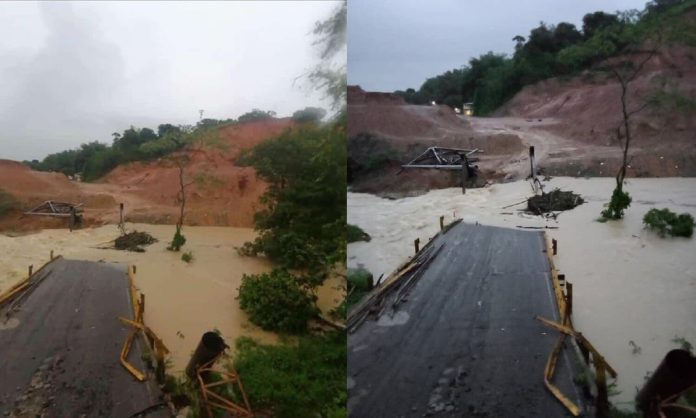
[
  {"x1": 0, "y1": 118, "x2": 295, "y2": 232},
  {"x1": 347, "y1": 86, "x2": 526, "y2": 195},
  {"x1": 498, "y1": 41, "x2": 696, "y2": 177},
  {"x1": 349, "y1": 35, "x2": 696, "y2": 197}
]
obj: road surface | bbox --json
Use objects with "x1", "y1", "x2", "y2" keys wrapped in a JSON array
[
  {"x1": 0, "y1": 258, "x2": 168, "y2": 417},
  {"x1": 348, "y1": 222, "x2": 584, "y2": 417}
]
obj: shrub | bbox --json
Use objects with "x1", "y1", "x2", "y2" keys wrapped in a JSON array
[
  {"x1": 347, "y1": 268, "x2": 373, "y2": 308},
  {"x1": 237, "y1": 269, "x2": 318, "y2": 333},
  {"x1": 347, "y1": 224, "x2": 371, "y2": 243},
  {"x1": 167, "y1": 226, "x2": 187, "y2": 251},
  {"x1": 237, "y1": 123, "x2": 346, "y2": 272},
  {"x1": 601, "y1": 187, "x2": 632, "y2": 220},
  {"x1": 0, "y1": 189, "x2": 19, "y2": 217},
  {"x1": 181, "y1": 251, "x2": 194, "y2": 263},
  {"x1": 234, "y1": 332, "x2": 346, "y2": 418},
  {"x1": 291, "y1": 107, "x2": 326, "y2": 123},
  {"x1": 643, "y1": 208, "x2": 694, "y2": 237}
]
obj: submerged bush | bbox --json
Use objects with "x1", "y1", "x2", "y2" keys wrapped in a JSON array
[
  {"x1": 181, "y1": 251, "x2": 194, "y2": 263},
  {"x1": 347, "y1": 224, "x2": 371, "y2": 243},
  {"x1": 601, "y1": 187, "x2": 631, "y2": 220},
  {"x1": 167, "y1": 226, "x2": 186, "y2": 251},
  {"x1": 643, "y1": 208, "x2": 694, "y2": 238},
  {"x1": 237, "y1": 269, "x2": 318, "y2": 333}
]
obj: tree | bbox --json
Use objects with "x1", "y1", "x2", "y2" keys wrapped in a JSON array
[
  {"x1": 237, "y1": 109, "x2": 276, "y2": 123},
  {"x1": 292, "y1": 107, "x2": 327, "y2": 123},
  {"x1": 513, "y1": 35, "x2": 526, "y2": 52},
  {"x1": 582, "y1": 11, "x2": 620, "y2": 39},
  {"x1": 308, "y1": 2, "x2": 346, "y2": 111},
  {"x1": 601, "y1": 36, "x2": 661, "y2": 220},
  {"x1": 157, "y1": 123, "x2": 181, "y2": 137},
  {"x1": 238, "y1": 123, "x2": 346, "y2": 276}
]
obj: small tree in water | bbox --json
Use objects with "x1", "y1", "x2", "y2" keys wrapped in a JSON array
[
  {"x1": 601, "y1": 36, "x2": 660, "y2": 220},
  {"x1": 167, "y1": 153, "x2": 189, "y2": 251}
]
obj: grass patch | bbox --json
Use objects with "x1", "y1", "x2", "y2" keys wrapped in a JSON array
[
  {"x1": 643, "y1": 208, "x2": 694, "y2": 237},
  {"x1": 233, "y1": 331, "x2": 346, "y2": 418},
  {"x1": 347, "y1": 224, "x2": 371, "y2": 243}
]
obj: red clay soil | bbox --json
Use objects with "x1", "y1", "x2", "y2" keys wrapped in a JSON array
[
  {"x1": 348, "y1": 37, "x2": 696, "y2": 196},
  {"x1": 497, "y1": 41, "x2": 696, "y2": 177},
  {"x1": 348, "y1": 86, "x2": 475, "y2": 141},
  {"x1": 0, "y1": 118, "x2": 295, "y2": 232},
  {"x1": 347, "y1": 86, "x2": 526, "y2": 194}
]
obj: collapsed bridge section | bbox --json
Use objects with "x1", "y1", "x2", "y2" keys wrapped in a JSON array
[
  {"x1": 348, "y1": 222, "x2": 584, "y2": 417},
  {"x1": 0, "y1": 257, "x2": 168, "y2": 417}
]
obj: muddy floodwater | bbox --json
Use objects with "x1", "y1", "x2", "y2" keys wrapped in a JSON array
[
  {"x1": 348, "y1": 177, "x2": 696, "y2": 409},
  {"x1": 0, "y1": 224, "x2": 343, "y2": 373}
]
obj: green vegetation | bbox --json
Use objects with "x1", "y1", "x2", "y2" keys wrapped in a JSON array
[
  {"x1": 237, "y1": 270, "x2": 319, "y2": 333},
  {"x1": 237, "y1": 121, "x2": 346, "y2": 277},
  {"x1": 233, "y1": 4, "x2": 347, "y2": 418},
  {"x1": 292, "y1": 107, "x2": 327, "y2": 123},
  {"x1": 393, "y1": 0, "x2": 696, "y2": 115},
  {"x1": 347, "y1": 224, "x2": 371, "y2": 243},
  {"x1": 233, "y1": 332, "x2": 346, "y2": 418},
  {"x1": 23, "y1": 107, "x2": 321, "y2": 182},
  {"x1": 601, "y1": 187, "x2": 632, "y2": 220},
  {"x1": 347, "y1": 133, "x2": 398, "y2": 183},
  {"x1": 643, "y1": 208, "x2": 695, "y2": 237},
  {"x1": 168, "y1": 226, "x2": 187, "y2": 251},
  {"x1": 181, "y1": 251, "x2": 194, "y2": 263},
  {"x1": 238, "y1": 109, "x2": 276, "y2": 123},
  {"x1": 347, "y1": 268, "x2": 373, "y2": 309},
  {"x1": 0, "y1": 189, "x2": 19, "y2": 217}
]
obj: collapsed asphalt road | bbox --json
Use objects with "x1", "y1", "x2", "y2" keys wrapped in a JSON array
[
  {"x1": 348, "y1": 222, "x2": 583, "y2": 417},
  {"x1": 0, "y1": 258, "x2": 168, "y2": 417}
]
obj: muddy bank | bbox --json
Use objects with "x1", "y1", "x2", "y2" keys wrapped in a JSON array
[{"x1": 348, "y1": 177, "x2": 696, "y2": 408}]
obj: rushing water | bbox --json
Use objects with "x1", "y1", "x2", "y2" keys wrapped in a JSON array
[
  {"x1": 0, "y1": 224, "x2": 343, "y2": 372},
  {"x1": 348, "y1": 177, "x2": 696, "y2": 408}
]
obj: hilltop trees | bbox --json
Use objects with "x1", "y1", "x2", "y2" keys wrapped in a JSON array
[
  {"x1": 292, "y1": 107, "x2": 327, "y2": 123},
  {"x1": 393, "y1": 0, "x2": 693, "y2": 115},
  {"x1": 23, "y1": 105, "x2": 327, "y2": 182}
]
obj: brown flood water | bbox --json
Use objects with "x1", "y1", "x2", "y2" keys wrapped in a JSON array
[
  {"x1": 349, "y1": 177, "x2": 696, "y2": 409},
  {"x1": 0, "y1": 223, "x2": 344, "y2": 373}
]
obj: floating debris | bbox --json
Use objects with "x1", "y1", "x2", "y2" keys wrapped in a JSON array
[
  {"x1": 527, "y1": 189, "x2": 584, "y2": 213},
  {"x1": 114, "y1": 231, "x2": 157, "y2": 252}
]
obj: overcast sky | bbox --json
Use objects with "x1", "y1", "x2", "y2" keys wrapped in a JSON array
[
  {"x1": 0, "y1": 1, "x2": 341, "y2": 161},
  {"x1": 349, "y1": 0, "x2": 650, "y2": 92}
]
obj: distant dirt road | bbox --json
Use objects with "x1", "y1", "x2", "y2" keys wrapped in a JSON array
[{"x1": 467, "y1": 116, "x2": 626, "y2": 180}]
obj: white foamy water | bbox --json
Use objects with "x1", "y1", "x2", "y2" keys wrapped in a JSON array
[{"x1": 348, "y1": 177, "x2": 696, "y2": 408}]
